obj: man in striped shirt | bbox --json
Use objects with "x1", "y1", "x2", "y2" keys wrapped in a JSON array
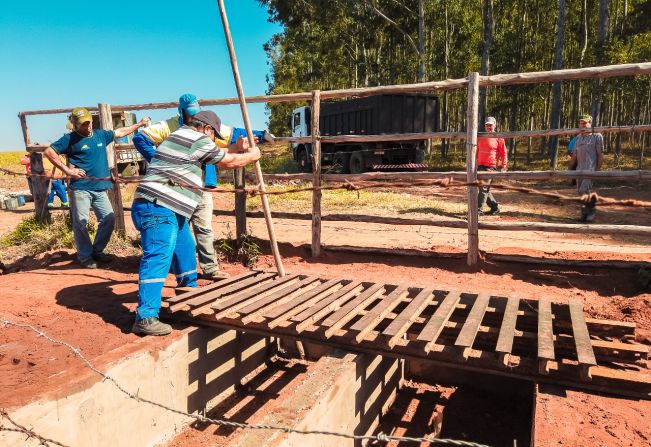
[{"x1": 131, "y1": 110, "x2": 261, "y2": 336}]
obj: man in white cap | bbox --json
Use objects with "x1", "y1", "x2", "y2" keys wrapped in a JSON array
[
  {"x1": 568, "y1": 114, "x2": 604, "y2": 222},
  {"x1": 476, "y1": 116, "x2": 507, "y2": 216}
]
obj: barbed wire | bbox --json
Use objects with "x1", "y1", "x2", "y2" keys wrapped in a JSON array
[
  {"x1": 1, "y1": 167, "x2": 650, "y2": 210},
  {"x1": 0, "y1": 318, "x2": 491, "y2": 447},
  {"x1": 0, "y1": 409, "x2": 70, "y2": 447}
]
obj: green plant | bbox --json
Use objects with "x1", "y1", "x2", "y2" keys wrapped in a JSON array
[{"x1": 0, "y1": 214, "x2": 75, "y2": 256}]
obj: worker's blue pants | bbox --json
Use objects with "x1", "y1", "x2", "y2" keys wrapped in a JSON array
[
  {"x1": 131, "y1": 200, "x2": 197, "y2": 321},
  {"x1": 48, "y1": 179, "x2": 68, "y2": 206}
]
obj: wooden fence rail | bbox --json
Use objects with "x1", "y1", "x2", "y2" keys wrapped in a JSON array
[{"x1": 17, "y1": 61, "x2": 651, "y2": 266}]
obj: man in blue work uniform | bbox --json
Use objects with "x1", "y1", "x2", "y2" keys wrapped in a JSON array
[
  {"x1": 44, "y1": 107, "x2": 150, "y2": 268},
  {"x1": 133, "y1": 93, "x2": 274, "y2": 281}
]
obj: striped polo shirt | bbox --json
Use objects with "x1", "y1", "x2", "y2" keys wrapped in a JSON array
[{"x1": 134, "y1": 126, "x2": 225, "y2": 219}]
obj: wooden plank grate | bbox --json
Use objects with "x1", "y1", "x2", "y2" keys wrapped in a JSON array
[{"x1": 161, "y1": 270, "x2": 651, "y2": 399}]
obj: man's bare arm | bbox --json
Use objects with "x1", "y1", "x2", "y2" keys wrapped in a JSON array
[
  {"x1": 114, "y1": 117, "x2": 151, "y2": 139},
  {"x1": 44, "y1": 147, "x2": 85, "y2": 178},
  {"x1": 218, "y1": 147, "x2": 261, "y2": 169}
]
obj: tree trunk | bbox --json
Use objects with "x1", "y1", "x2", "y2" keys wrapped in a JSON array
[
  {"x1": 591, "y1": 0, "x2": 609, "y2": 125},
  {"x1": 548, "y1": 0, "x2": 566, "y2": 169},
  {"x1": 478, "y1": 0, "x2": 494, "y2": 124}
]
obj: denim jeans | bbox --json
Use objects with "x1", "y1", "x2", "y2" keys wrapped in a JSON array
[
  {"x1": 70, "y1": 189, "x2": 115, "y2": 262},
  {"x1": 131, "y1": 200, "x2": 197, "y2": 321},
  {"x1": 48, "y1": 179, "x2": 69, "y2": 206},
  {"x1": 191, "y1": 191, "x2": 219, "y2": 274},
  {"x1": 477, "y1": 165, "x2": 499, "y2": 211}
]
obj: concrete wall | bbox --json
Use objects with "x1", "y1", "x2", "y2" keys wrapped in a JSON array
[
  {"x1": 1, "y1": 327, "x2": 273, "y2": 447},
  {"x1": 231, "y1": 350, "x2": 403, "y2": 447}
]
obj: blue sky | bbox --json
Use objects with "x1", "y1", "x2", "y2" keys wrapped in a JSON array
[{"x1": 0, "y1": 0, "x2": 281, "y2": 151}]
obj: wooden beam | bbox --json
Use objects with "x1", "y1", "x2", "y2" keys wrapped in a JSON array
[
  {"x1": 311, "y1": 90, "x2": 322, "y2": 257},
  {"x1": 98, "y1": 103, "x2": 125, "y2": 233},
  {"x1": 29, "y1": 152, "x2": 50, "y2": 224},
  {"x1": 466, "y1": 72, "x2": 480, "y2": 266}
]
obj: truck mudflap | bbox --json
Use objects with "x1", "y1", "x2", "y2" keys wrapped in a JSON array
[{"x1": 371, "y1": 163, "x2": 428, "y2": 171}]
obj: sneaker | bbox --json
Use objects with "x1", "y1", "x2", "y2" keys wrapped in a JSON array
[
  {"x1": 201, "y1": 270, "x2": 231, "y2": 281},
  {"x1": 47, "y1": 203, "x2": 54, "y2": 208},
  {"x1": 132, "y1": 317, "x2": 172, "y2": 336},
  {"x1": 263, "y1": 130, "x2": 276, "y2": 144},
  {"x1": 486, "y1": 207, "x2": 501, "y2": 216},
  {"x1": 61, "y1": 202, "x2": 69, "y2": 207},
  {"x1": 477, "y1": 209, "x2": 485, "y2": 216},
  {"x1": 80, "y1": 258, "x2": 98, "y2": 269},
  {"x1": 93, "y1": 252, "x2": 113, "y2": 263}
]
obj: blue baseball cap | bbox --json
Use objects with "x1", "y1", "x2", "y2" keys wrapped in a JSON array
[{"x1": 178, "y1": 93, "x2": 201, "y2": 125}]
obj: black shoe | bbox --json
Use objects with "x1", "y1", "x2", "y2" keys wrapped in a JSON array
[
  {"x1": 486, "y1": 207, "x2": 500, "y2": 216},
  {"x1": 93, "y1": 252, "x2": 113, "y2": 263},
  {"x1": 80, "y1": 258, "x2": 98, "y2": 269},
  {"x1": 132, "y1": 317, "x2": 172, "y2": 336},
  {"x1": 477, "y1": 209, "x2": 485, "y2": 216}
]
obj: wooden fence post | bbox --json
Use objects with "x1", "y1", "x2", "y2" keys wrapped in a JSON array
[
  {"x1": 234, "y1": 169, "x2": 247, "y2": 246},
  {"x1": 29, "y1": 152, "x2": 51, "y2": 224},
  {"x1": 466, "y1": 72, "x2": 480, "y2": 267},
  {"x1": 98, "y1": 103, "x2": 126, "y2": 233},
  {"x1": 311, "y1": 90, "x2": 322, "y2": 257}
]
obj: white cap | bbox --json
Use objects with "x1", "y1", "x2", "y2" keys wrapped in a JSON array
[{"x1": 485, "y1": 116, "x2": 497, "y2": 125}]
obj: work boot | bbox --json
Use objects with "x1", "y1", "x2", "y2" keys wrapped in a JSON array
[
  {"x1": 80, "y1": 258, "x2": 98, "y2": 269},
  {"x1": 486, "y1": 206, "x2": 500, "y2": 216},
  {"x1": 201, "y1": 269, "x2": 231, "y2": 281},
  {"x1": 132, "y1": 317, "x2": 172, "y2": 336},
  {"x1": 93, "y1": 252, "x2": 113, "y2": 263}
]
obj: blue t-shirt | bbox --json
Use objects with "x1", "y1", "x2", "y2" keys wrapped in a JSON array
[{"x1": 51, "y1": 129, "x2": 115, "y2": 191}]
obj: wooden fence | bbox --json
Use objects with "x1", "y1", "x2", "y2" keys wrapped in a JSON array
[{"x1": 17, "y1": 62, "x2": 651, "y2": 266}]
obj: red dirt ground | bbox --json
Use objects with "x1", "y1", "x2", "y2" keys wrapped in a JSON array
[{"x1": 1, "y1": 246, "x2": 649, "y2": 446}]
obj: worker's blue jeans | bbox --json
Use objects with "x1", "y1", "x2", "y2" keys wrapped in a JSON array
[
  {"x1": 48, "y1": 179, "x2": 68, "y2": 206},
  {"x1": 131, "y1": 200, "x2": 197, "y2": 321},
  {"x1": 70, "y1": 189, "x2": 114, "y2": 263}
]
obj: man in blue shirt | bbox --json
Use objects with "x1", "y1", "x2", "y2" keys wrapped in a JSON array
[{"x1": 44, "y1": 107, "x2": 149, "y2": 268}]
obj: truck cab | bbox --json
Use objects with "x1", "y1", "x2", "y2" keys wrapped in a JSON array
[{"x1": 290, "y1": 106, "x2": 312, "y2": 171}]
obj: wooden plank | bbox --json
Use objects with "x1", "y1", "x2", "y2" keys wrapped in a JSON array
[
  {"x1": 267, "y1": 281, "x2": 344, "y2": 329},
  {"x1": 455, "y1": 293, "x2": 491, "y2": 354},
  {"x1": 382, "y1": 288, "x2": 434, "y2": 348},
  {"x1": 495, "y1": 296, "x2": 521, "y2": 355},
  {"x1": 349, "y1": 286, "x2": 410, "y2": 343},
  {"x1": 568, "y1": 298, "x2": 597, "y2": 380},
  {"x1": 211, "y1": 274, "x2": 300, "y2": 312},
  {"x1": 264, "y1": 278, "x2": 343, "y2": 322},
  {"x1": 293, "y1": 281, "x2": 365, "y2": 333},
  {"x1": 165, "y1": 270, "x2": 261, "y2": 305},
  {"x1": 98, "y1": 103, "x2": 125, "y2": 233},
  {"x1": 322, "y1": 284, "x2": 386, "y2": 339},
  {"x1": 169, "y1": 272, "x2": 276, "y2": 313},
  {"x1": 237, "y1": 276, "x2": 322, "y2": 321},
  {"x1": 416, "y1": 290, "x2": 462, "y2": 352},
  {"x1": 538, "y1": 297, "x2": 555, "y2": 374},
  {"x1": 193, "y1": 274, "x2": 301, "y2": 317}
]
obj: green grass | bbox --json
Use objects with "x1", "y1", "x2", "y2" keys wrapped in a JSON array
[
  {"x1": 0, "y1": 214, "x2": 75, "y2": 257},
  {"x1": 0, "y1": 151, "x2": 24, "y2": 171}
]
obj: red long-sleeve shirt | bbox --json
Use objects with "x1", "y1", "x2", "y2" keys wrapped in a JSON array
[{"x1": 477, "y1": 136, "x2": 507, "y2": 170}]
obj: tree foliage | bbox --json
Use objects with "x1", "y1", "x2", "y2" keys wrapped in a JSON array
[{"x1": 259, "y1": 0, "x2": 651, "y2": 162}]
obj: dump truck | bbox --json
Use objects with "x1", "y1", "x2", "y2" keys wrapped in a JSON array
[
  {"x1": 290, "y1": 94, "x2": 439, "y2": 173},
  {"x1": 89, "y1": 111, "x2": 145, "y2": 176}
]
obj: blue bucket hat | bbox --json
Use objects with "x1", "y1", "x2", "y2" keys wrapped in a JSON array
[{"x1": 178, "y1": 93, "x2": 201, "y2": 125}]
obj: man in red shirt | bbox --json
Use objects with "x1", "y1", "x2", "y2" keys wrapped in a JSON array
[{"x1": 476, "y1": 116, "x2": 507, "y2": 216}]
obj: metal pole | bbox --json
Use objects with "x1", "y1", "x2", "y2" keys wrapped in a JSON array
[{"x1": 216, "y1": 0, "x2": 285, "y2": 277}]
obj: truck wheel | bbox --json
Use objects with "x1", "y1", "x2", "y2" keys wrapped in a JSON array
[
  {"x1": 349, "y1": 151, "x2": 366, "y2": 174},
  {"x1": 332, "y1": 152, "x2": 351, "y2": 174},
  {"x1": 297, "y1": 148, "x2": 312, "y2": 173}
]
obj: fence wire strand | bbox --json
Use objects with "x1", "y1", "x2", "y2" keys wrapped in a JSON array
[
  {"x1": 0, "y1": 318, "x2": 491, "y2": 447},
  {"x1": 1, "y1": 167, "x2": 650, "y2": 210}
]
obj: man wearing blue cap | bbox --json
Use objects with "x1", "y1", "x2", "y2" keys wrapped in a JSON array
[{"x1": 133, "y1": 93, "x2": 274, "y2": 281}]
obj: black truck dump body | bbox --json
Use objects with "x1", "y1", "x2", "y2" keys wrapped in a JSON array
[{"x1": 318, "y1": 94, "x2": 439, "y2": 136}]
